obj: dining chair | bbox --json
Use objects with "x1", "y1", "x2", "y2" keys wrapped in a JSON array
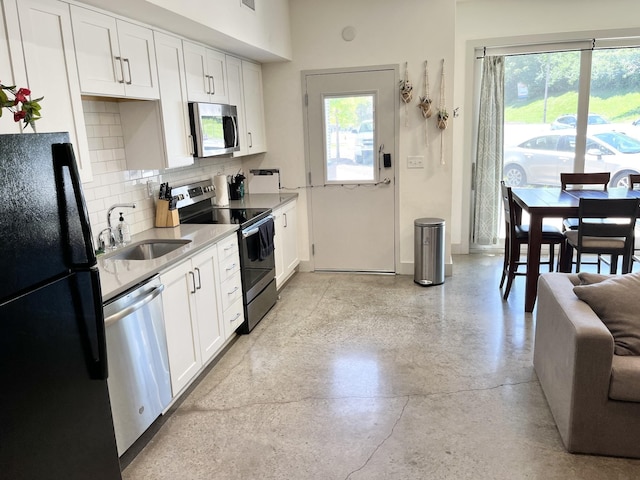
[
  {"x1": 500, "y1": 181, "x2": 565, "y2": 300},
  {"x1": 561, "y1": 198, "x2": 639, "y2": 274},
  {"x1": 628, "y1": 174, "x2": 640, "y2": 266},
  {"x1": 561, "y1": 172, "x2": 611, "y2": 231}
]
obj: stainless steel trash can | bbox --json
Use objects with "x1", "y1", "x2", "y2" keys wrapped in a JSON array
[{"x1": 414, "y1": 217, "x2": 445, "y2": 286}]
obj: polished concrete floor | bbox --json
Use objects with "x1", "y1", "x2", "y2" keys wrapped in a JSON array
[{"x1": 123, "y1": 254, "x2": 640, "y2": 479}]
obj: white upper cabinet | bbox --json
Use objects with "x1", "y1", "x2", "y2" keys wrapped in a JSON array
[
  {"x1": 241, "y1": 60, "x2": 267, "y2": 154},
  {"x1": 17, "y1": 0, "x2": 92, "y2": 182},
  {"x1": 0, "y1": 0, "x2": 26, "y2": 134},
  {"x1": 71, "y1": 5, "x2": 159, "y2": 100},
  {"x1": 226, "y1": 55, "x2": 248, "y2": 157},
  {"x1": 183, "y1": 41, "x2": 228, "y2": 104},
  {"x1": 120, "y1": 32, "x2": 195, "y2": 171},
  {"x1": 151, "y1": 31, "x2": 194, "y2": 168}
]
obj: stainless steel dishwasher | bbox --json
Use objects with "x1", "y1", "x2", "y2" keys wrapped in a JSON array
[{"x1": 103, "y1": 275, "x2": 171, "y2": 456}]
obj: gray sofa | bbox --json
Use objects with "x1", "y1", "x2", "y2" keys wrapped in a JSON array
[{"x1": 534, "y1": 273, "x2": 640, "y2": 458}]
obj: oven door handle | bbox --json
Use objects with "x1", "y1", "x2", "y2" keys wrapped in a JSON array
[{"x1": 242, "y1": 214, "x2": 274, "y2": 238}]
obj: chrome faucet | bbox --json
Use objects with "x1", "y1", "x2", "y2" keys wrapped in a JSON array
[
  {"x1": 97, "y1": 228, "x2": 113, "y2": 252},
  {"x1": 103, "y1": 203, "x2": 136, "y2": 248}
]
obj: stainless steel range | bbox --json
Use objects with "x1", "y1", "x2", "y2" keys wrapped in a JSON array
[{"x1": 172, "y1": 180, "x2": 277, "y2": 333}]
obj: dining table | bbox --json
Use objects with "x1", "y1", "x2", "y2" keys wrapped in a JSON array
[{"x1": 510, "y1": 187, "x2": 640, "y2": 312}]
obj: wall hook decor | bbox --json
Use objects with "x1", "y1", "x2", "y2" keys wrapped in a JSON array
[
  {"x1": 437, "y1": 58, "x2": 448, "y2": 165},
  {"x1": 418, "y1": 60, "x2": 432, "y2": 146},
  {"x1": 399, "y1": 61, "x2": 413, "y2": 126}
]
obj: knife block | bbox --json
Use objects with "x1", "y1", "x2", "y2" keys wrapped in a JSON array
[{"x1": 155, "y1": 200, "x2": 180, "y2": 228}]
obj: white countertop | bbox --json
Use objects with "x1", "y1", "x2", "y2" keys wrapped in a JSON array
[
  {"x1": 98, "y1": 192, "x2": 298, "y2": 303},
  {"x1": 225, "y1": 193, "x2": 297, "y2": 209},
  {"x1": 98, "y1": 223, "x2": 239, "y2": 303}
]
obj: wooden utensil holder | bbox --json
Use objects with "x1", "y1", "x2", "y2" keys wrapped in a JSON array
[{"x1": 155, "y1": 200, "x2": 180, "y2": 228}]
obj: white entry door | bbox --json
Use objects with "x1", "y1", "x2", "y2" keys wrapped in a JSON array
[{"x1": 304, "y1": 67, "x2": 397, "y2": 272}]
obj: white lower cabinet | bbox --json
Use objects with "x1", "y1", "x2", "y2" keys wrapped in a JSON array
[
  {"x1": 159, "y1": 259, "x2": 201, "y2": 396},
  {"x1": 214, "y1": 235, "x2": 245, "y2": 339},
  {"x1": 191, "y1": 248, "x2": 225, "y2": 365},
  {"x1": 161, "y1": 236, "x2": 244, "y2": 397},
  {"x1": 274, "y1": 200, "x2": 299, "y2": 289}
]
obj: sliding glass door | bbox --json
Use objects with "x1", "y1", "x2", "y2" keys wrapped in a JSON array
[
  {"x1": 502, "y1": 47, "x2": 640, "y2": 189},
  {"x1": 502, "y1": 51, "x2": 581, "y2": 188},
  {"x1": 472, "y1": 42, "x2": 640, "y2": 249}
]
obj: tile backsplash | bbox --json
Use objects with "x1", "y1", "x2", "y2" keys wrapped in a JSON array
[{"x1": 81, "y1": 99, "x2": 245, "y2": 249}]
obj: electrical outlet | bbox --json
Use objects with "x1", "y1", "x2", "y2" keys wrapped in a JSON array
[{"x1": 407, "y1": 156, "x2": 424, "y2": 169}]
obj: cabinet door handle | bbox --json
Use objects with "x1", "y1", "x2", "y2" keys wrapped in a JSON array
[
  {"x1": 210, "y1": 76, "x2": 215, "y2": 95},
  {"x1": 225, "y1": 263, "x2": 237, "y2": 271},
  {"x1": 206, "y1": 75, "x2": 214, "y2": 94},
  {"x1": 123, "y1": 58, "x2": 132, "y2": 85},
  {"x1": 228, "y1": 286, "x2": 239, "y2": 295},
  {"x1": 189, "y1": 271, "x2": 196, "y2": 294},
  {"x1": 204, "y1": 75, "x2": 210, "y2": 94},
  {"x1": 115, "y1": 56, "x2": 125, "y2": 84},
  {"x1": 248, "y1": 132, "x2": 253, "y2": 148},
  {"x1": 194, "y1": 267, "x2": 202, "y2": 290},
  {"x1": 283, "y1": 212, "x2": 288, "y2": 228},
  {"x1": 187, "y1": 134, "x2": 194, "y2": 155}
]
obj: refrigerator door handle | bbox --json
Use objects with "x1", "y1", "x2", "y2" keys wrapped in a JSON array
[
  {"x1": 90, "y1": 268, "x2": 109, "y2": 380},
  {"x1": 52, "y1": 143, "x2": 96, "y2": 267}
]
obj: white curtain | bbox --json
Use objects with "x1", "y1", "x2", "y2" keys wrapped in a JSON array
[{"x1": 473, "y1": 56, "x2": 505, "y2": 245}]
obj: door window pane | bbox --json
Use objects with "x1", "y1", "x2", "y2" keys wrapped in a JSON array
[{"x1": 323, "y1": 95, "x2": 375, "y2": 183}]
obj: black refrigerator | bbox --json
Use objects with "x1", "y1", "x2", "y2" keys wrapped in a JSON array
[{"x1": 0, "y1": 133, "x2": 122, "y2": 479}]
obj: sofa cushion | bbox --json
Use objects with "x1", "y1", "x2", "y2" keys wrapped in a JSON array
[
  {"x1": 573, "y1": 272, "x2": 640, "y2": 356},
  {"x1": 576, "y1": 271, "x2": 611, "y2": 285},
  {"x1": 610, "y1": 355, "x2": 640, "y2": 402}
]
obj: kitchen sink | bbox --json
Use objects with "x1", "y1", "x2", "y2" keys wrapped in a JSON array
[{"x1": 103, "y1": 239, "x2": 191, "y2": 261}]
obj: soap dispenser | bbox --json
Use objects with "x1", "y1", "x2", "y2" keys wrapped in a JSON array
[{"x1": 116, "y1": 212, "x2": 131, "y2": 245}]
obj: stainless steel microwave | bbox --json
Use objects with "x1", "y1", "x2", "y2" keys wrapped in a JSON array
[{"x1": 188, "y1": 102, "x2": 240, "y2": 158}]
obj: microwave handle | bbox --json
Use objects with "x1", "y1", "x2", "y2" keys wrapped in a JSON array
[{"x1": 233, "y1": 115, "x2": 239, "y2": 149}]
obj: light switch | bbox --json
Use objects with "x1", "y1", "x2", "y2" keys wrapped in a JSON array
[{"x1": 407, "y1": 156, "x2": 424, "y2": 169}]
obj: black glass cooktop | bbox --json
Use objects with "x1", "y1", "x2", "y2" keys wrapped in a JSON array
[{"x1": 180, "y1": 205, "x2": 271, "y2": 228}]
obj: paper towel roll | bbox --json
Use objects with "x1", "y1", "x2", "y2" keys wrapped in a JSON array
[{"x1": 213, "y1": 175, "x2": 229, "y2": 206}]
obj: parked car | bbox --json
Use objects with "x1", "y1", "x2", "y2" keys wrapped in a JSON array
[
  {"x1": 354, "y1": 120, "x2": 374, "y2": 164},
  {"x1": 502, "y1": 130, "x2": 640, "y2": 188},
  {"x1": 550, "y1": 113, "x2": 610, "y2": 130}
]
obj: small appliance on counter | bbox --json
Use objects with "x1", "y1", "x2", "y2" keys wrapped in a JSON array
[{"x1": 248, "y1": 168, "x2": 280, "y2": 194}]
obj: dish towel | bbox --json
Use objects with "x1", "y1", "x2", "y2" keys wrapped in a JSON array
[{"x1": 258, "y1": 218, "x2": 275, "y2": 261}]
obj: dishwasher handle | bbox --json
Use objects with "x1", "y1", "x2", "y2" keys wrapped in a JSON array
[{"x1": 104, "y1": 284, "x2": 165, "y2": 326}]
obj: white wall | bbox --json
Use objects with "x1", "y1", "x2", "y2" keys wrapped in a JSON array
[
  {"x1": 80, "y1": 0, "x2": 292, "y2": 62},
  {"x1": 146, "y1": 0, "x2": 292, "y2": 61},
  {"x1": 453, "y1": 0, "x2": 640, "y2": 253},
  {"x1": 252, "y1": 0, "x2": 456, "y2": 274}
]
